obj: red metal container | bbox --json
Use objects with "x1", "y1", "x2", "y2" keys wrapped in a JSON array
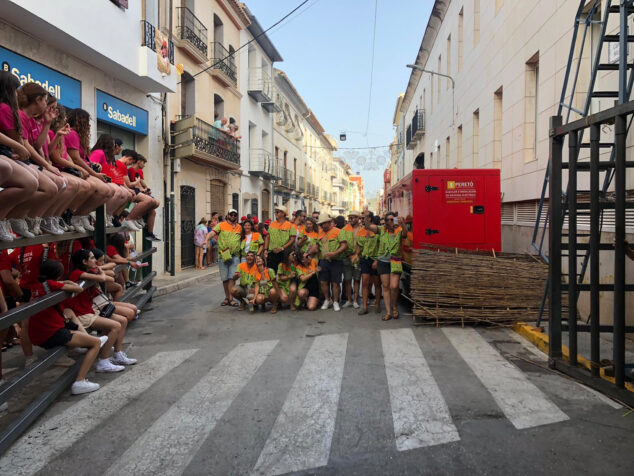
[{"x1": 391, "y1": 168, "x2": 501, "y2": 253}]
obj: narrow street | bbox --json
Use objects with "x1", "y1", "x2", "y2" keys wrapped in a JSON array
[{"x1": 1, "y1": 276, "x2": 632, "y2": 476}]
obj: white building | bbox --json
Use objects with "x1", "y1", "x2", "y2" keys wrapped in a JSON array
[
  {"x1": 2, "y1": 0, "x2": 177, "y2": 272},
  {"x1": 239, "y1": 7, "x2": 282, "y2": 221}
]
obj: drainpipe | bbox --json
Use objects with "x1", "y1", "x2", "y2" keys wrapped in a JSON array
[{"x1": 168, "y1": 0, "x2": 175, "y2": 276}]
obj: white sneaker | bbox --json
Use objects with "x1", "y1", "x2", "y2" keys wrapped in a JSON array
[
  {"x1": 99, "y1": 336, "x2": 108, "y2": 348},
  {"x1": 105, "y1": 215, "x2": 114, "y2": 228},
  {"x1": 71, "y1": 216, "x2": 86, "y2": 233},
  {"x1": 342, "y1": 300, "x2": 354, "y2": 309},
  {"x1": 0, "y1": 220, "x2": 14, "y2": 241},
  {"x1": 40, "y1": 217, "x2": 64, "y2": 235},
  {"x1": 135, "y1": 219, "x2": 146, "y2": 229},
  {"x1": 122, "y1": 220, "x2": 140, "y2": 231},
  {"x1": 24, "y1": 355, "x2": 37, "y2": 368},
  {"x1": 353, "y1": 300, "x2": 360, "y2": 309},
  {"x1": 25, "y1": 217, "x2": 39, "y2": 235},
  {"x1": 58, "y1": 217, "x2": 70, "y2": 232},
  {"x1": 10, "y1": 218, "x2": 34, "y2": 238},
  {"x1": 112, "y1": 351, "x2": 137, "y2": 366},
  {"x1": 81, "y1": 215, "x2": 95, "y2": 232},
  {"x1": 71, "y1": 379, "x2": 100, "y2": 395},
  {"x1": 95, "y1": 358, "x2": 125, "y2": 373},
  {"x1": 320, "y1": 299, "x2": 332, "y2": 310},
  {"x1": 333, "y1": 301, "x2": 341, "y2": 312}
]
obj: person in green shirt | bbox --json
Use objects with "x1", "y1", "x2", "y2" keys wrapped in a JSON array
[
  {"x1": 253, "y1": 255, "x2": 280, "y2": 314},
  {"x1": 340, "y1": 211, "x2": 362, "y2": 309},
  {"x1": 357, "y1": 212, "x2": 382, "y2": 315},
  {"x1": 206, "y1": 208, "x2": 242, "y2": 306},
  {"x1": 277, "y1": 249, "x2": 299, "y2": 311},
  {"x1": 364, "y1": 211, "x2": 406, "y2": 321},
  {"x1": 264, "y1": 205, "x2": 296, "y2": 276},
  {"x1": 317, "y1": 213, "x2": 347, "y2": 312}
]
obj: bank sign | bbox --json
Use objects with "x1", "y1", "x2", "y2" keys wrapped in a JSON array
[
  {"x1": 0, "y1": 46, "x2": 82, "y2": 109},
  {"x1": 96, "y1": 90, "x2": 148, "y2": 135}
]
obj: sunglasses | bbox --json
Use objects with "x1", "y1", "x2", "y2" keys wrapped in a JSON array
[{"x1": 229, "y1": 213, "x2": 237, "y2": 217}]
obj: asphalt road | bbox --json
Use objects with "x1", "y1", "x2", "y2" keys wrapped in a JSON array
[{"x1": 1, "y1": 276, "x2": 633, "y2": 476}]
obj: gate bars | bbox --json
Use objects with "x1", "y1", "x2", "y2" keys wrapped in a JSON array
[{"x1": 549, "y1": 102, "x2": 634, "y2": 404}]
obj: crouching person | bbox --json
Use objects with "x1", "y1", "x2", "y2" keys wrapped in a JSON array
[
  {"x1": 297, "y1": 252, "x2": 321, "y2": 311},
  {"x1": 254, "y1": 255, "x2": 279, "y2": 314},
  {"x1": 231, "y1": 251, "x2": 258, "y2": 311},
  {"x1": 28, "y1": 260, "x2": 102, "y2": 395},
  {"x1": 65, "y1": 249, "x2": 137, "y2": 371}
]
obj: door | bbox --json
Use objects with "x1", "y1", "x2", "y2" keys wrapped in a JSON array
[
  {"x1": 261, "y1": 189, "x2": 270, "y2": 221},
  {"x1": 426, "y1": 174, "x2": 486, "y2": 247},
  {"x1": 210, "y1": 180, "x2": 225, "y2": 216},
  {"x1": 180, "y1": 185, "x2": 196, "y2": 268}
]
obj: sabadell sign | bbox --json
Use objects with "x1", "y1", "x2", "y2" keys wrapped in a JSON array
[
  {"x1": 0, "y1": 46, "x2": 82, "y2": 109},
  {"x1": 96, "y1": 90, "x2": 148, "y2": 136}
]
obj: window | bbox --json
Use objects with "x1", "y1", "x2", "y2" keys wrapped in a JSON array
[
  {"x1": 437, "y1": 55, "x2": 442, "y2": 104},
  {"x1": 473, "y1": 109, "x2": 480, "y2": 168},
  {"x1": 458, "y1": 8, "x2": 464, "y2": 71},
  {"x1": 445, "y1": 136, "x2": 451, "y2": 168},
  {"x1": 494, "y1": 87, "x2": 503, "y2": 168},
  {"x1": 232, "y1": 193, "x2": 239, "y2": 214},
  {"x1": 446, "y1": 35, "x2": 452, "y2": 90},
  {"x1": 474, "y1": 0, "x2": 480, "y2": 47},
  {"x1": 524, "y1": 52, "x2": 539, "y2": 163},
  {"x1": 457, "y1": 125, "x2": 463, "y2": 168},
  {"x1": 213, "y1": 94, "x2": 224, "y2": 121},
  {"x1": 251, "y1": 198, "x2": 258, "y2": 218}
]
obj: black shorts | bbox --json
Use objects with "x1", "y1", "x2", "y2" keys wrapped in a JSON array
[
  {"x1": 360, "y1": 257, "x2": 377, "y2": 276},
  {"x1": 305, "y1": 275, "x2": 320, "y2": 298},
  {"x1": 377, "y1": 260, "x2": 392, "y2": 276},
  {"x1": 41, "y1": 321, "x2": 78, "y2": 349},
  {"x1": 318, "y1": 259, "x2": 343, "y2": 283},
  {"x1": 266, "y1": 251, "x2": 283, "y2": 274}
]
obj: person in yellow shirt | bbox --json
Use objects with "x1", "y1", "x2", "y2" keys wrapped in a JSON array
[
  {"x1": 231, "y1": 251, "x2": 258, "y2": 311},
  {"x1": 264, "y1": 205, "x2": 296, "y2": 274},
  {"x1": 206, "y1": 208, "x2": 242, "y2": 306}
]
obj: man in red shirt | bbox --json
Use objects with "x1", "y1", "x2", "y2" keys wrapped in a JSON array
[{"x1": 120, "y1": 151, "x2": 160, "y2": 241}]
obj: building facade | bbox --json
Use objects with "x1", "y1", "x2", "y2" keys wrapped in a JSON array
[{"x1": 2, "y1": 0, "x2": 177, "y2": 273}]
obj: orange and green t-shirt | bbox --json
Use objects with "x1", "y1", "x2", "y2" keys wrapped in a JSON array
[
  {"x1": 255, "y1": 267, "x2": 276, "y2": 294},
  {"x1": 377, "y1": 225, "x2": 403, "y2": 261},
  {"x1": 297, "y1": 258, "x2": 318, "y2": 289},
  {"x1": 318, "y1": 227, "x2": 347, "y2": 260},
  {"x1": 339, "y1": 224, "x2": 360, "y2": 258},
  {"x1": 213, "y1": 221, "x2": 242, "y2": 256},
  {"x1": 267, "y1": 220, "x2": 297, "y2": 250},
  {"x1": 277, "y1": 262, "x2": 297, "y2": 291},
  {"x1": 301, "y1": 229, "x2": 320, "y2": 254},
  {"x1": 357, "y1": 227, "x2": 379, "y2": 259},
  {"x1": 236, "y1": 261, "x2": 258, "y2": 287},
  {"x1": 241, "y1": 231, "x2": 263, "y2": 255}
]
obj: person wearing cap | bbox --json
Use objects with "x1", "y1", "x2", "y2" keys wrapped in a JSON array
[
  {"x1": 264, "y1": 205, "x2": 296, "y2": 275},
  {"x1": 317, "y1": 213, "x2": 347, "y2": 312},
  {"x1": 206, "y1": 208, "x2": 242, "y2": 306},
  {"x1": 340, "y1": 211, "x2": 362, "y2": 309}
]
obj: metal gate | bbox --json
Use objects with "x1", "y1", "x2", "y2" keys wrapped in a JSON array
[
  {"x1": 180, "y1": 185, "x2": 196, "y2": 268},
  {"x1": 210, "y1": 180, "x2": 225, "y2": 216}
]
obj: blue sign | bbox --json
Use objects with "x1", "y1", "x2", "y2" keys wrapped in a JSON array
[
  {"x1": 96, "y1": 90, "x2": 148, "y2": 135},
  {"x1": 0, "y1": 46, "x2": 82, "y2": 109}
]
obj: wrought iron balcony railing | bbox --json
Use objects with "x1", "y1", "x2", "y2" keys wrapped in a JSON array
[
  {"x1": 412, "y1": 109, "x2": 425, "y2": 138},
  {"x1": 193, "y1": 117, "x2": 240, "y2": 165},
  {"x1": 141, "y1": 20, "x2": 175, "y2": 64},
  {"x1": 298, "y1": 175, "x2": 305, "y2": 193},
  {"x1": 176, "y1": 7, "x2": 208, "y2": 57},
  {"x1": 210, "y1": 42, "x2": 237, "y2": 83},
  {"x1": 248, "y1": 67, "x2": 272, "y2": 102},
  {"x1": 249, "y1": 148, "x2": 276, "y2": 179}
]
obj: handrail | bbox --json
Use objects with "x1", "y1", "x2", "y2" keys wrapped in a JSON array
[{"x1": 0, "y1": 230, "x2": 92, "y2": 251}]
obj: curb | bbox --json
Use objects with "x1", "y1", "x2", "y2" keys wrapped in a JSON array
[
  {"x1": 513, "y1": 322, "x2": 634, "y2": 392},
  {"x1": 155, "y1": 268, "x2": 220, "y2": 297}
]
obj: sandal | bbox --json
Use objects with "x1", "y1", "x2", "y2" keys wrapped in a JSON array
[
  {"x1": 271, "y1": 306, "x2": 278, "y2": 314},
  {"x1": 382, "y1": 313, "x2": 393, "y2": 321},
  {"x1": 227, "y1": 301, "x2": 239, "y2": 307},
  {"x1": 393, "y1": 310, "x2": 400, "y2": 319},
  {"x1": 221, "y1": 299, "x2": 230, "y2": 306}
]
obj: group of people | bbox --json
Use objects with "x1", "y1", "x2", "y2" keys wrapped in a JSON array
[
  {"x1": 0, "y1": 71, "x2": 161, "y2": 242},
  {"x1": 207, "y1": 205, "x2": 406, "y2": 320},
  {"x1": 0, "y1": 232, "x2": 144, "y2": 401}
]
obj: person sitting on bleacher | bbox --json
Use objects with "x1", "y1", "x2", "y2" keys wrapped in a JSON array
[
  {"x1": 28, "y1": 260, "x2": 103, "y2": 395},
  {"x1": 91, "y1": 248, "x2": 139, "y2": 322},
  {"x1": 122, "y1": 151, "x2": 161, "y2": 241},
  {"x1": 65, "y1": 249, "x2": 136, "y2": 370},
  {"x1": 89, "y1": 134, "x2": 135, "y2": 230},
  {"x1": 106, "y1": 233, "x2": 141, "y2": 291}
]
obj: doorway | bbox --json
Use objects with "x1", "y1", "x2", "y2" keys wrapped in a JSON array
[{"x1": 180, "y1": 185, "x2": 196, "y2": 268}]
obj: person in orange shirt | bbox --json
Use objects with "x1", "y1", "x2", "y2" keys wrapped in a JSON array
[
  {"x1": 263, "y1": 205, "x2": 296, "y2": 274},
  {"x1": 297, "y1": 252, "x2": 320, "y2": 311},
  {"x1": 231, "y1": 251, "x2": 258, "y2": 311}
]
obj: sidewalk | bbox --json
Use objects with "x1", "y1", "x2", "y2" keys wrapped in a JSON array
[{"x1": 154, "y1": 265, "x2": 219, "y2": 297}]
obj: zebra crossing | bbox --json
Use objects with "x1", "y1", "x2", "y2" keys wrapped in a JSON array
[{"x1": 0, "y1": 327, "x2": 621, "y2": 476}]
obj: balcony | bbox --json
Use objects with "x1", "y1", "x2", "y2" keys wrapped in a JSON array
[
  {"x1": 275, "y1": 166, "x2": 295, "y2": 191},
  {"x1": 210, "y1": 42, "x2": 237, "y2": 86},
  {"x1": 329, "y1": 165, "x2": 337, "y2": 178},
  {"x1": 342, "y1": 201, "x2": 349, "y2": 209},
  {"x1": 298, "y1": 175, "x2": 306, "y2": 193},
  {"x1": 262, "y1": 86, "x2": 280, "y2": 114},
  {"x1": 173, "y1": 116, "x2": 240, "y2": 170},
  {"x1": 333, "y1": 179, "x2": 345, "y2": 189},
  {"x1": 248, "y1": 68, "x2": 272, "y2": 103},
  {"x1": 406, "y1": 124, "x2": 415, "y2": 150},
  {"x1": 176, "y1": 7, "x2": 208, "y2": 62},
  {"x1": 141, "y1": 20, "x2": 174, "y2": 65},
  {"x1": 412, "y1": 109, "x2": 425, "y2": 139},
  {"x1": 249, "y1": 148, "x2": 277, "y2": 180}
]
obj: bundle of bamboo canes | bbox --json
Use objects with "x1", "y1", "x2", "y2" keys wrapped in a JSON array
[{"x1": 410, "y1": 246, "x2": 549, "y2": 326}]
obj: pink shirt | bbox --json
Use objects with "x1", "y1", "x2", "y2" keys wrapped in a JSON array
[
  {"x1": 43, "y1": 129, "x2": 70, "y2": 166},
  {"x1": 89, "y1": 149, "x2": 107, "y2": 167},
  {"x1": 0, "y1": 103, "x2": 30, "y2": 141},
  {"x1": 18, "y1": 110, "x2": 41, "y2": 146},
  {"x1": 64, "y1": 129, "x2": 86, "y2": 162}
]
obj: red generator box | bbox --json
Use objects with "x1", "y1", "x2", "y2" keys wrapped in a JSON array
[{"x1": 393, "y1": 168, "x2": 501, "y2": 253}]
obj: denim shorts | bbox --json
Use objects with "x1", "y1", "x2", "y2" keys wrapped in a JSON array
[{"x1": 219, "y1": 255, "x2": 240, "y2": 281}]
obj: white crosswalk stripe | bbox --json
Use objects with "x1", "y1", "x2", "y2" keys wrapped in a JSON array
[
  {"x1": 104, "y1": 340, "x2": 278, "y2": 476},
  {"x1": 0, "y1": 349, "x2": 198, "y2": 476},
  {"x1": 381, "y1": 328, "x2": 460, "y2": 451},
  {"x1": 252, "y1": 333, "x2": 348, "y2": 476},
  {"x1": 443, "y1": 328, "x2": 570, "y2": 429}
]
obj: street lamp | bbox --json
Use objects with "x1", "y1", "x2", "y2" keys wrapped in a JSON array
[{"x1": 406, "y1": 64, "x2": 455, "y2": 127}]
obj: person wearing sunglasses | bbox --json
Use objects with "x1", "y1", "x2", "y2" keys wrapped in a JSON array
[
  {"x1": 263, "y1": 205, "x2": 296, "y2": 276},
  {"x1": 206, "y1": 208, "x2": 242, "y2": 306}
]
